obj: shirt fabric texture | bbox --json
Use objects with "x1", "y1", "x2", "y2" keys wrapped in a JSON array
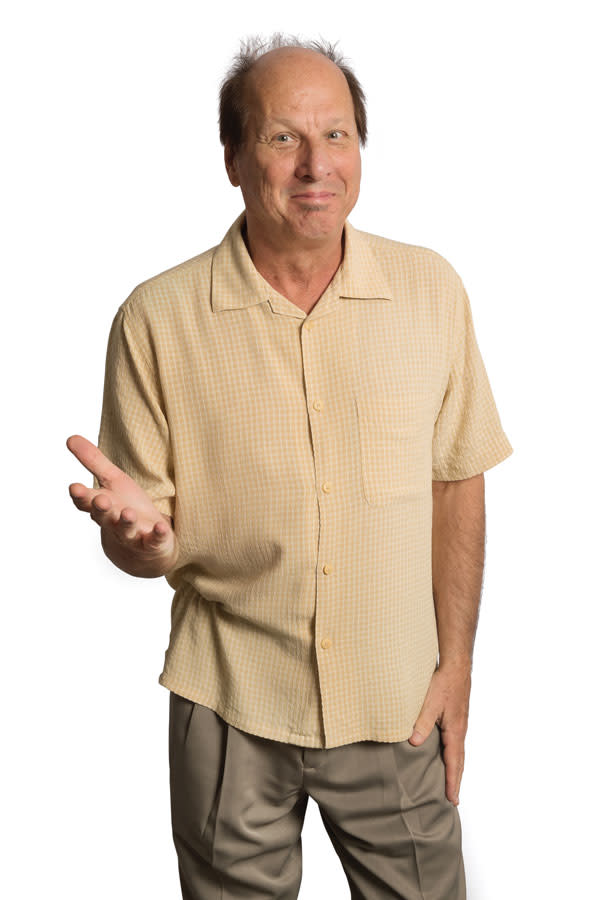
[{"x1": 94, "y1": 211, "x2": 514, "y2": 749}]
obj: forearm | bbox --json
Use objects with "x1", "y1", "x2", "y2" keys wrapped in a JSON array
[{"x1": 431, "y1": 474, "x2": 485, "y2": 671}]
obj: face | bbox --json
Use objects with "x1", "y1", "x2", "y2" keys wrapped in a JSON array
[{"x1": 225, "y1": 47, "x2": 362, "y2": 251}]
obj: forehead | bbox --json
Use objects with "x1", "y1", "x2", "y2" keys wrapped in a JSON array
[{"x1": 244, "y1": 48, "x2": 354, "y2": 122}]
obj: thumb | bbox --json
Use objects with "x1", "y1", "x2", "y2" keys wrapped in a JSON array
[{"x1": 409, "y1": 716, "x2": 437, "y2": 745}]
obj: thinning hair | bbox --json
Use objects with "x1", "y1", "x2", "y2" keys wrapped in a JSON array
[{"x1": 219, "y1": 33, "x2": 368, "y2": 154}]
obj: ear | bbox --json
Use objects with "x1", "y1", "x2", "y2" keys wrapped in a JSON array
[{"x1": 224, "y1": 144, "x2": 240, "y2": 187}]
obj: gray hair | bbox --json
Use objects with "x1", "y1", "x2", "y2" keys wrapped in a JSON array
[{"x1": 218, "y1": 33, "x2": 368, "y2": 153}]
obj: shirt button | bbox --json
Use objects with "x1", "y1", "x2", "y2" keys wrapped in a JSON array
[
  {"x1": 305, "y1": 322, "x2": 314, "y2": 330},
  {"x1": 321, "y1": 637, "x2": 332, "y2": 650},
  {"x1": 322, "y1": 482, "x2": 331, "y2": 493},
  {"x1": 313, "y1": 399, "x2": 323, "y2": 411},
  {"x1": 322, "y1": 564, "x2": 332, "y2": 575}
]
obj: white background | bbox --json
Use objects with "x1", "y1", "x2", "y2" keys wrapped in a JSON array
[{"x1": 3, "y1": 1, "x2": 598, "y2": 897}]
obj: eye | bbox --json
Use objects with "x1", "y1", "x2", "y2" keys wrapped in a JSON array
[
  {"x1": 274, "y1": 134, "x2": 293, "y2": 143},
  {"x1": 328, "y1": 130, "x2": 343, "y2": 139}
]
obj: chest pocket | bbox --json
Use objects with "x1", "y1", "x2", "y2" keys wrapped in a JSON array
[{"x1": 355, "y1": 392, "x2": 431, "y2": 505}]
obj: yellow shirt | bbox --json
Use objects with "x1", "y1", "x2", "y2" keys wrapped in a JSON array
[{"x1": 94, "y1": 211, "x2": 513, "y2": 748}]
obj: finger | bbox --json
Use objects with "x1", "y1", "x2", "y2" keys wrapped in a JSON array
[
  {"x1": 71, "y1": 485, "x2": 121, "y2": 529},
  {"x1": 140, "y1": 519, "x2": 172, "y2": 552},
  {"x1": 69, "y1": 482, "x2": 94, "y2": 511},
  {"x1": 114, "y1": 507, "x2": 140, "y2": 542},
  {"x1": 89, "y1": 492, "x2": 116, "y2": 527},
  {"x1": 69, "y1": 483, "x2": 109, "y2": 511},
  {"x1": 66, "y1": 434, "x2": 119, "y2": 488},
  {"x1": 441, "y1": 737, "x2": 465, "y2": 806}
]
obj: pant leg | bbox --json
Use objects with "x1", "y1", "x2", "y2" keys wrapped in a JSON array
[
  {"x1": 304, "y1": 724, "x2": 466, "y2": 900},
  {"x1": 168, "y1": 692, "x2": 309, "y2": 900}
]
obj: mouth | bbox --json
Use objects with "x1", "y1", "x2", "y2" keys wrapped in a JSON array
[{"x1": 290, "y1": 192, "x2": 335, "y2": 201}]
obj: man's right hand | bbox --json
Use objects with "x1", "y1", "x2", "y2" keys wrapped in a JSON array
[{"x1": 66, "y1": 434, "x2": 178, "y2": 578}]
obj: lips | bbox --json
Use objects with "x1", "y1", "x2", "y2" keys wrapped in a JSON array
[{"x1": 291, "y1": 191, "x2": 335, "y2": 200}]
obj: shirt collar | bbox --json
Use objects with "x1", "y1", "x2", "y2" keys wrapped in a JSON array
[{"x1": 211, "y1": 211, "x2": 393, "y2": 312}]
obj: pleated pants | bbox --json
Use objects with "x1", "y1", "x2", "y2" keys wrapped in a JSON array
[{"x1": 168, "y1": 691, "x2": 467, "y2": 899}]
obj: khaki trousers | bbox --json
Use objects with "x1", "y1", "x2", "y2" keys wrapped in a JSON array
[{"x1": 169, "y1": 691, "x2": 467, "y2": 899}]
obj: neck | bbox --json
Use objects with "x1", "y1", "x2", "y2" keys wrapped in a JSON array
[{"x1": 242, "y1": 218, "x2": 344, "y2": 310}]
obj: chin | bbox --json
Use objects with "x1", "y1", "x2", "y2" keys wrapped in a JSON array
[{"x1": 290, "y1": 212, "x2": 343, "y2": 241}]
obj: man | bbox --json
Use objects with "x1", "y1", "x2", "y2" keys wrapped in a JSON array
[{"x1": 67, "y1": 35, "x2": 513, "y2": 899}]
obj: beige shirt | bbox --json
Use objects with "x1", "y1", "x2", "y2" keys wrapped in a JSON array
[{"x1": 94, "y1": 211, "x2": 513, "y2": 748}]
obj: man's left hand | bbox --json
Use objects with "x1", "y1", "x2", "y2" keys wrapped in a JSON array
[{"x1": 408, "y1": 663, "x2": 472, "y2": 807}]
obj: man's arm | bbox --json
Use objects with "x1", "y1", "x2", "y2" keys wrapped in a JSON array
[
  {"x1": 432, "y1": 473, "x2": 485, "y2": 669},
  {"x1": 408, "y1": 472, "x2": 485, "y2": 807}
]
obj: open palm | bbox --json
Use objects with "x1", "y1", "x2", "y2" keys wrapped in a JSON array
[{"x1": 66, "y1": 434, "x2": 177, "y2": 577}]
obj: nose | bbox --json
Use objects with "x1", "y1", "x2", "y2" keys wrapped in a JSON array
[{"x1": 294, "y1": 139, "x2": 332, "y2": 181}]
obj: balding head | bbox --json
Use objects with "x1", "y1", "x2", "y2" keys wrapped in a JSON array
[
  {"x1": 219, "y1": 35, "x2": 367, "y2": 155},
  {"x1": 242, "y1": 47, "x2": 356, "y2": 149},
  {"x1": 248, "y1": 45, "x2": 349, "y2": 89}
]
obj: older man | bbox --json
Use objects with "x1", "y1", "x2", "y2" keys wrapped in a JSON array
[{"x1": 67, "y1": 35, "x2": 513, "y2": 900}]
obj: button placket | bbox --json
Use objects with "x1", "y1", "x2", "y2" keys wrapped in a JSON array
[{"x1": 301, "y1": 317, "x2": 337, "y2": 684}]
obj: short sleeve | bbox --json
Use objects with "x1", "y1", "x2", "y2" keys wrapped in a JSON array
[
  {"x1": 432, "y1": 275, "x2": 513, "y2": 480},
  {"x1": 92, "y1": 299, "x2": 176, "y2": 520}
]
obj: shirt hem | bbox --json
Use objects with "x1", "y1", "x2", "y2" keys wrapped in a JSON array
[{"x1": 158, "y1": 672, "x2": 419, "y2": 748}]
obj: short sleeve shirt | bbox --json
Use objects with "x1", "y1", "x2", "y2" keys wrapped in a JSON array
[{"x1": 93, "y1": 211, "x2": 513, "y2": 748}]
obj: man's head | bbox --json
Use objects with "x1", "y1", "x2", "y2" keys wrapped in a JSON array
[{"x1": 219, "y1": 35, "x2": 367, "y2": 251}]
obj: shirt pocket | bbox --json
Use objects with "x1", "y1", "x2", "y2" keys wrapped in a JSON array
[{"x1": 355, "y1": 392, "x2": 431, "y2": 505}]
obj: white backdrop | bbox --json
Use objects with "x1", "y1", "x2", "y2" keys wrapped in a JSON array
[{"x1": 3, "y1": 1, "x2": 598, "y2": 897}]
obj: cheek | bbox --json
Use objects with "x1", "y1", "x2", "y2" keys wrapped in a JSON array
[
  {"x1": 348, "y1": 154, "x2": 361, "y2": 184},
  {"x1": 260, "y1": 164, "x2": 294, "y2": 201},
  {"x1": 335, "y1": 153, "x2": 361, "y2": 188}
]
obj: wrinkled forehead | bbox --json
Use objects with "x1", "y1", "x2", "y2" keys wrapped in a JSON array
[{"x1": 243, "y1": 48, "x2": 354, "y2": 127}]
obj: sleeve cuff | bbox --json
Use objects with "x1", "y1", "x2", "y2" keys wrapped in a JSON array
[{"x1": 432, "y1": 437, "x2": 514, "y2": 481}]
